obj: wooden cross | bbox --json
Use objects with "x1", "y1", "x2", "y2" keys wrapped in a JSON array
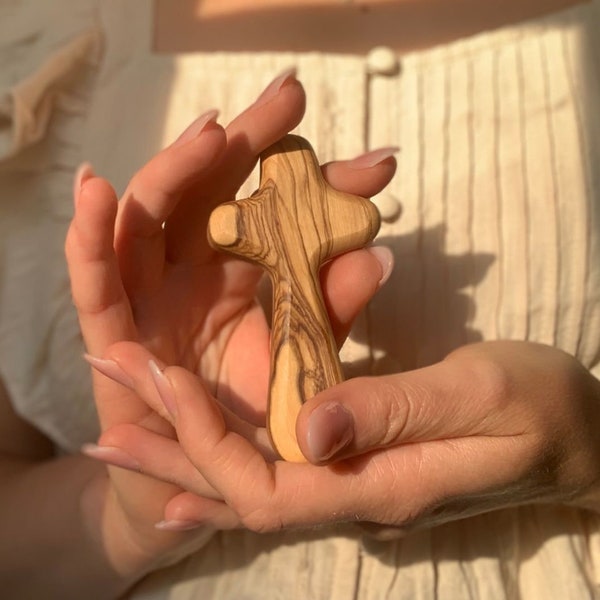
[{"x1": 208, "y1": 135, "x2": 380, "y2": 462}]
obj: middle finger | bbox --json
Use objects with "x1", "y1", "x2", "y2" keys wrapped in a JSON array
[{"x1": 164, "y1": 69, "x2": 306, "y2": 264}]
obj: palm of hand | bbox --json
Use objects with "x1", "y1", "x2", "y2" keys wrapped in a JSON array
[{"x1": 134, "y1": 255, "x2": 271, "y2": 423}]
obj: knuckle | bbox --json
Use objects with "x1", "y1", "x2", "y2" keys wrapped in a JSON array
[
  {"x1": 368, "y1": 377, "x2": 432, "y2": 447},
  {"x1": 461, "y1": 353, "x2": 513, "y2": 412},
  {"x1": 371, "y1": 379, "x2": 412, "y2": 446},
  {"x1": 239, "y1": 505, "x2": 282, "y2": 534},
  {"x1": 227, "y1": 460, "x2": 283, "y2": 534}
]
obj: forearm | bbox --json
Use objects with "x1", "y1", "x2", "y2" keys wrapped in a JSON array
[{"x1": 0, "y1": 454, "x2": 147, "y2": 599}]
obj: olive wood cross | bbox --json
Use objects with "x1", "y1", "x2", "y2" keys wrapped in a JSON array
[{"x1": 208, "y1": 135, "x2": 380, "y2": 462}]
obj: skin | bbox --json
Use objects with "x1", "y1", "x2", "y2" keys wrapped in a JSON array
[
  {"x1": 0, "y1": 73, "x2": 396, "y2": 595},
  {"x1": 89, "y1": 339, "x2": 600, "y2": 535}
]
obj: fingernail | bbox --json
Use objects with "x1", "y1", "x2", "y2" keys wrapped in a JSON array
[
  {"x1": 255, "y1": 67, "x2": 297, "y2": 107},
  {"x1": 367, "y1": 245, "x2": 394, "y2": 288},
  {"x1": 173, "y1": 109, "x2": 220, "y2": 147},
  {"x1": 75, "y1": 162, "x2": 95, "y2": 189},
  {"x1": 84, "y1": 354, "x2": 134, "y2": 389},
  {"x1": 155, "y1": 519, "x2": 203, "y2": 532},
  {"x1": 149, "y1": 360, "x2": 178, "y2": 419},
  {"x1": 306, "y1": 402, "x2": 354, "y2": 463},
  {"x1": 73, "y1": 162, "x2": 95, "y2": 206},
  {"x1": 348, "y1": 147, "x2": 399, "y2": 170},
  {"x1": 81, "y1": 443, "x2": 141, "y2": 472}
]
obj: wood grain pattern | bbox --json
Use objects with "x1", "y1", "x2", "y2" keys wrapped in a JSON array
[{"x1": 208, "y1": 135, "x2": 380, "y2": 461}]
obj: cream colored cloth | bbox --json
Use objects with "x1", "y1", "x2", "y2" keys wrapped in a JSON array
[{"x1": 2, "y1": 0, "x2": 600, "y2": 597}]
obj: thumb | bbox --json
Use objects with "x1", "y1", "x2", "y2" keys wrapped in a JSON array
[{"x1": 296, "y1": 350, "x2": 507, "y2": 464}]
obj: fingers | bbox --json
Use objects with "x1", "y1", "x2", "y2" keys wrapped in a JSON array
[
  {"x1": 84, "y1": 347, "x2": 173, "y2": 423},
  {"x1": 115, "y1": 117, "x2": 227, "y2": 296},
  {"x1": 65, "y1": 176, "x2": 136, "y2": 355},
  {"x1": 73, "y1": 162, "x2": 94, "y2": 205},
  {"x1": 145, "y1": 361, "x2": 380, "y2": 531},
  {"x1": 317, "y1": 147, "x2": 397, "y2": 348},
  {"x1": 164, "y1": 69, "x2": 306, "y2": 263},
  {"x1": 296, "y1": 347, "x2": 522, "y2": 464},
  {"x1": 215, "y1": 68, "x2": 306, "y2": 192},
  {"x1": 87, "y1": 341, "x2": 276, "y2": 456},
  {"x1": 161, "y1": 492, "x2": 243, "y2": 531},
  {"x1": 117, "y1": 113, "x2": 224, "y2": 239},
  {"x1": 148, "y1": 362, "x2": 291, "y2": 528},
  {"x1": 85, "y1": 424, "x2": 223, "y2": 500},
  {"x1": 321, "y1": 246, "x2": 393, "y2": 348},
  {"x1": 321, "y1": 146, "x2": 398, "y2": 198}
]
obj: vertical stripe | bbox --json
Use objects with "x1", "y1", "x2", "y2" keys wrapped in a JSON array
[
  {"x1": 415, "y1": 64, "x2": 427, "y2": 366},
  {"x1": 516, "y1": 35, "x2": 532, "y2": 341},
  {"x1": 494, "y1": 41, "x2": 530, "y2": 342},
  {"x1": 443, "y1": 52, "x2": 476, "y2": 351},
  {"x1": 542, "y1": 25, "x2": 589, "y2": 356},
  {"x1": 465, "y1": 54, "x2": 476, "y2": 342},
  {"x1": 440, "y1": 59, "x2": 453, "y2": 353},
  {"x1": 540, "y1": 31, "x2": 564, "y2": 350},
  {"x1": 561, "y1": 24, "x2": 594, "y2": 360},
  {"x1": 469, "y1": 45, "x2": 501, "y2": 343},
  {"x1": 565, "y1": 15, "x2": 600, "y2": 373},
  {"x1": 492, "y1": 46, "x2": 505, "y2": 339},
  {"x1": 417, "y1": 55, "x2": 454, "y2": 366}
]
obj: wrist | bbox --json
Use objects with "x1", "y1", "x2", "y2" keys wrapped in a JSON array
[
  {"x1": 79, "y1": 472, "x2": 158, "y2": 586},
  {"x1": 80, "y1": 468, "x2": 214, "y2": 586}
]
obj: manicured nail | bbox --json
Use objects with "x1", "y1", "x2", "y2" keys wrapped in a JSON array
[
  {"x1": 173, "y1": 109, "x2": 220, "y2": 147},
  {"x1": 348, "y1": 147, "x2": 399, "y2": 170},
  {"x1": 306, "y1": 402, "x2": 354, "y2": 463},
  {"x1": 367, "y1": 245, "x2": 394, "y2": 287},
  {"x1": 81, "y1": 443, "x2": 141, "y2": 472},
  {"x1": 75, "y1": 162, "x2": 95, "y2": 189},
  {"x1": 84, "y1": 354, "x2": 134, "y2": 389},
  {"x1": 155, "y1": 519, "x2": 203, "y2": 532},
  {"x1": 255, "y1": 67, "x2": 297, "y2": 107},
  {"x1": 73, "y1": 162, "x2": 95, "y2": 206},
  {"x1": 149, "y1": 360, "x2": 178, "y2": 419}
]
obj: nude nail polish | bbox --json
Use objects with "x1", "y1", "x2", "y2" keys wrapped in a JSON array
[
  {"x1": 73, "y1": 162, "x2": 95, "y2": 206},
  {"x1": 348, "y1": 146, "x2": 400, "y2": 169},
  {"x1": 81, "y1": 443, "x2": 141, "y2": 472},
  {"x1": 172, "y1": 109, "x2": 220, "y2": 147},
  {"x1": 254, "y1": 67, "x2": 298, "y2": 106},
  {"x1": 84, "y1": 354, "x2": 134, "y2": 389},
  {"x1": 155, "y1": 519, "x2": 203, "y2": 532},
  {"x1": 149, "y1": 360, "x2": 178, "y2": 419},
  {"x1": 367, "y1": 245, "x2": 394, "y2": 288},
  {"x1": 75, "y1": 162, "x2": 94, "y2": 190}
]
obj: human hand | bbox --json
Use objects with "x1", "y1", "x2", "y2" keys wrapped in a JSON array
[
  {"x1": 65, "y1": 70, "x2": 397, "y2": 575},
  {"x1": 92, "y1": 340, "x2": 600, "y2": 535}
]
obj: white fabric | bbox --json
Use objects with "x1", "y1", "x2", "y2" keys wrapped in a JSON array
[{"x1": 1, "y1": 0, "x2": 600, "y2": 597}]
